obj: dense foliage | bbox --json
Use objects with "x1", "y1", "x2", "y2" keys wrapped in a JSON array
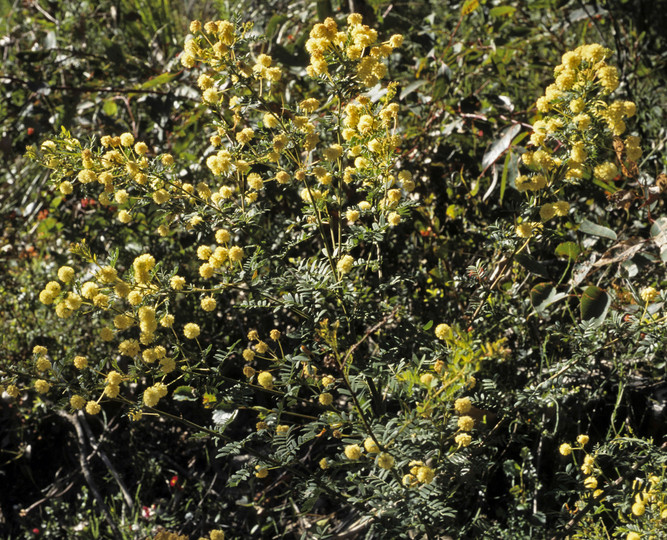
[{"x1": 1, "y1": 0, "x2": 666, "y2": 539}]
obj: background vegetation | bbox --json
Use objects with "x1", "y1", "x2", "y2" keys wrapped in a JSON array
[{"x1": 1, "y1": 0, "x2": 665, "y2": 538}]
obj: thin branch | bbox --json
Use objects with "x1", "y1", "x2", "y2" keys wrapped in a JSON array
[{"x1": 55, "y1": 411, "x2": 122, "y2": 537}]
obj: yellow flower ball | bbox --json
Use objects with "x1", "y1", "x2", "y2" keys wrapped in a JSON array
[
  {"x1": 257, "y1": 371, "x2": 274, "y2": 389},
  {"x1": 454, "y1": 397, "x2": 472, "y2": 415},
  {"x1": 364, "y1": 438, "x2": 379, "y2": 453},
  {"x1": 559, "y1": 443, "x2": 572, "y2": 456},
  {"x1": 319, "y1": 392, "x2": 334, "y2": 406},
  {"x1": 584, "y1": 476, "x2": 598, "y2": 489},
  {"x1": 34, "y1": 379, "x2": 50, "y2": 394},
  {"x1": 416, "y1": 466, "x2": 435, "y2": 484},
  {"x1": 420, "y1": 373, "x2": 434, "y2": 386},
  {"x1": 70, "y1": 395, "x2": 86, "y2": 410},
  {"x1": 377, "y1": 452, "x2": 395, "y2": 470},
  {"x1": 209, "y1": 530, "x2": 225, "y2": 540},
  {"x1": 86, "y1": 401, "x2": 101, "y2": 415},
  {"x1": 229, "y1": 246, "x2": 244, "y2": 262},
  {"x1": 457, "y1": 416, "x2": 475, "y2": 432},
  {"x1": 201, "y1": 296, "x2": 217, "y2": 312},
  {"x1": 73, "y1": 355, "x2": 88, "y2": 369},
  {"x1": 435, "y1": 323, "x2": 451, "y2": 340},
  {"x1": 57, "y1": 266, "x2": 75, "y2": 283},
  {"x1": 183, "y1": 323, "x2": 201, "y2": 340},
  {"x1": 243, "y1": 365, "x2": 256, "y2": 378},
  {"x1": 337, "y1": 255, "x2": 354, "y2": 275},
  {"x1": 344, "y1": 444, "x2": 362, "y2": 460},
  {"x1": 455, "y1": 433, "x2": 472, "y2": 448}
]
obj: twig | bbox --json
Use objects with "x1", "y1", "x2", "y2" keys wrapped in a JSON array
[
  {"x1": 55, "y1": 410, "x2": 122, "y2": 536},
  {"x1": 549, "y1": 445, "x2": 664, "y2": 540},
  {"x1": 77, "y1": 412, "x2": 134, "y2": 510}
]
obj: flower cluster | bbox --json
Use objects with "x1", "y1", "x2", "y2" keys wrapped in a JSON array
[
  {"x1": 304, "y1": 13, "x2": 403, "y2": 88},
  {"x1": 402, "y1": 460, "x2": 435, "y2": 487},
  {"x1": 516, "y1": 44, "x2": 641, "y2": 238}
]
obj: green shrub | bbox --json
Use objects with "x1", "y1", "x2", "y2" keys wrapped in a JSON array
[{"x1": 2, "y1": 2, "x2": 666, "y2": 539}]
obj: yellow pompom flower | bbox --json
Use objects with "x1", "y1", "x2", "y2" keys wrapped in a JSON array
[
  {"x1": 119, "y1": 132, "x2": 134, "y2": 147},
  {"x1": 455, "y1": 433, "x2": 472, "y2": 448},
  {"x1": 35, "y1": 356, "x2": 51, "y2": 372},
  {"x1": 344, "y1": 444, "x2": 362, "y2": 460},
  {"x1": 377, "y1": 453, "x2": 395, "y2": 470},
  {"x1": 516, "y1": 222, "x2": 541, "y2": 239},
  {"x1": 420, "y1": 373, "x2": 434, "y2": 386},
  {"x1": 593, "y1": 162, "x2": 618, "y2": 182},
  {"x1": 70, "y1": 395, "x2": 86, "y2": 410},
  {"x1": 640, "y1": 287, "x2": 659, "y2": 303},
  {"x1": 577, "y1": 434, "x2": 590, "y2": 446},
  {"x1": 229, "y1": 246, "x2": 244, "y2": 262},
  {"x1": 337, "y1": 254, "x2": 354, "y2": 275},
  {"x1": 364, "y1": 438, "x2": 380, "y2": 453},
  {"x1": 435, "y1": 323, "x2": 451, "y2": 340},
  {"x1": 197, "y1": 245, "x2": 212, "y2": 261},
  {"x1": 631, "y1": 501, "x2": 645, "y2": 516},
  {"x1": 416, "y1": 465, "x2": 435, "y2": 484},
  {"x1": 170, "y1": 276, "x2": 186, "y2": 290},
  {"x1": 183, "y1": 323, "x2": 201, "y2": 340},
  {"x1": 73, "y1": 355, "x2": 88, "y2": 369},
  {"x1": 540, "y1": 203, "x2": 557, "y2": 221},
  {"x1": 236, "y1": 127, "x2": 255, "y2": 145},
  {"x1": 86, "y1": 401, "x2": 101, "y2": 415},
  {"x1": 100, "y1": 327, "x2": 114, "y2": 341},
  {"x1": 59, "y1": 181, "x2": 73, "y2": 195},
  {"x1": 457, "y1": 416, "x2": 475, "y2": 431},
  {"x1": 34, "y1": 379, "x2": 50, "y2": 394},
  {"x1": 584, "y1": 476, "x2": 598, "y2": 489},
  {"x1": 201, "y1": 297, "x2": 216, "y2": 311},
  {"x1": 57, "y1": 266, "x2": 75, "y2": 283},
  {"x1": 454, "y1": 397, "x2": 472, "y2": 415},
  {"x1": 319, "y1": 393, "x2": 333, "y2": 406},
  {"x1": 257, "y1": 371, "x2": 274, "y2": 389},
  {"x1": 559, "y1": 443, "x2": 572, "y2": 456}
]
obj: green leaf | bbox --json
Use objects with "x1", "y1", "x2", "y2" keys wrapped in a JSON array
[
  {"x1": 172, "y1": 386, "x2": 196, "y2": 401},
  {"x1": 399, "y1": 79, "x2": 428, "y2": 100},
  {"x1": 265, "y1": 14, "x2": 288, "y2": 38},
  {"x1": 555, "y1": 242, "x2": 580, "y2": 260},
  {"x1": 490, "y1": 6, "x2": 516, "y2": 17},
  {"x1": 461, "y1": 0, "x2": 479, "y2": 15},
  {"x1": 530, "y1": 282, "x2": 567, "y2": 314},
  {"x1": 580, "y1": 286, "x2": 610, "y2": 324},
  {"x1": 481, "y1": 124, "x2": 521, "y2": 172},
  {"x1": 530, "y1": 282, "x2": 553, "y2": 312},
  {"x1": 422, "y1": 320, "x2": 433, "y2": 331},
  {"x1": 139, "y1": 72, "x2": 178, "y2": 89},
  {"x1": 515, "y1": 253, "x2": 551, "y2": 279},
  {"x1": 650, "y1": 217, "x2": 667, "y2": 262},
  {"x1": 579, "y1": 219, "x2": 617, "y2": 241},
  {"x1": 103, "y1": 99, "x2": 118, "y2": 116}
]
